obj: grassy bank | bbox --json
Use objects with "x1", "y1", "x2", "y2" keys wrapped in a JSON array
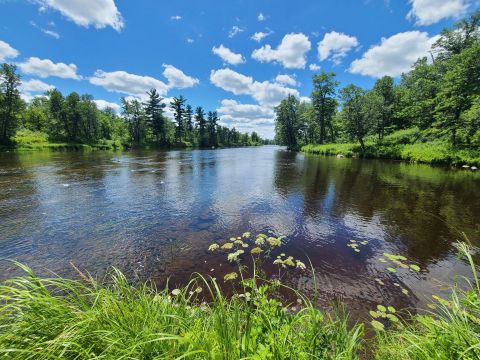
[
  {"x1": 0, "y1": 233, "x2": 479, "y2": 359},
  {"x1": 302, "y1": 129, "x2": 480, "y2": 167}
]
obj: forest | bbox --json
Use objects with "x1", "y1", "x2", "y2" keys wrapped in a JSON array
[
  {"x1": 275, "y1": 11, "x2": 480, "y2": 165},
  {"x1": 0, "y1": 70, "x2": 265, "y2": 150}
]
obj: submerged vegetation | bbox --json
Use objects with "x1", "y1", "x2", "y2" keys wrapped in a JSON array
[
  {"x1": 0, "y1": 232, "x2": 478, "y2": 359},
  {"x1": 276, "y1": 12, "x2": 480, "y2": 166}
]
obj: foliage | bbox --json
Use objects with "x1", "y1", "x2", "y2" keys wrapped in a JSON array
[
  {"x1": 0, "y1": 264, "x2": 363, "y2": 359},
  {"x1": 0, "y1": 71, "x2": 265, "y2": 151},
  {"x1": 373, "y1": 241, "x2": 480, "y2": 359},
  {"x1": 276, "y1": 11, "x2": 480, "y2": 165}
]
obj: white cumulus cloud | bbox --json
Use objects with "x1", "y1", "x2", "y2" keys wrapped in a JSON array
[
  {"x1": 309, "y1": 64, "x2": 321, "y2": 71},
  {"x1": 252, "y1": 33, "x2": 311, "y2": 69},
  {"x1": 170, "y1": 15, "x2": 182, "y2": 20},
  {"x1": 251, "y1": 30, "x2": 273, "y2": 42},
  {"x1": 407, "y1": 0, "x2": 468, "y2": 26},
  {"x1": 162, "y1": 64, "x2": 199, "y2": 89},
  {"x1": 90, "y1": 70, "x2": 169, "y2": 96},
  {"x1": 36, "y1": 0, "x2": 124, "y2": 31},
  {"x1": 275, "y1": 74, "x2": 298, "y2": 87},
  {"x1": 212, "y1": 45, "x2": 245, "y2": 65},
  {"x1": 94, "y1": 99, "x2": 121, "y2": 113},
  {"x1": 0, "y1": 40, "x2": 19, "y2": 62},
  {"x1": 18, "y1": 57, "x2": 81, "y2": 79},
  {"x1": 210, "y1": 68, "x2": 299, "y2": 107},
  {"x1": 258, "y1": 13, "x2": 266, "y2": 21},
  {"x1": 20, "y1": 79, "x2": 54, "y2": 92},
  {"x1": 217, "y1": 99, "x2": 275, "y2": 138},
  {"x1": 90, "y1": 65, "x2": 198, "y2": 97},
  {"x1": 349, "y1": 31, "x2": 438, "y2": 78},
  {"x1": 318, "y1": 31, "x2": 359, "y2": 64},
  {"x1": 229, "y1": 26, "x2": 244, "y2": 38}
]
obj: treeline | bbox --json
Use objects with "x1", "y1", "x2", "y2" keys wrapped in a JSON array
[
  {"x1": 0, "y1": 67, "x2": 264, "y2": 149},
  {"x1": 275, "y1": 11, "x2": 480, "y2": 154}
]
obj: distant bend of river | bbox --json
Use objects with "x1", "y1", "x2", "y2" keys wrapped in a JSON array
[{"x1": 0, "y1": 146, "x2": 479, "y2": 315}]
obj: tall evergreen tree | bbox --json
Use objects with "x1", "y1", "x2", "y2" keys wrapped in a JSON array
[
  {"x1": 170, "y1": 96, "x2": 186, "y2": 142},
  {"x1": 195, "y1": 106, "x2": 207, "y2": 147},
  {"x1": 144, "y1": 89, "x2": 166, "y2": 145},
  {"x1": 207, "y1": 111, "x2": 218, "y2": 147}
]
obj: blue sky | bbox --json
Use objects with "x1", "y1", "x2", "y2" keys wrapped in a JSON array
[{"x1": 0, "y1": 0, "x2": 476, "y2": 138}]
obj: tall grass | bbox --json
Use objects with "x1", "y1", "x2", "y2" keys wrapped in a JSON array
[
  {"x1": 0, "y1": 238, "x2": 478, "y2": 359},
  {"x1": 373, "y1": 240, "x2": 480, "y2": 359},
  {"x1": 0, "y1": 263, "x2": 363, "y2": 359}
]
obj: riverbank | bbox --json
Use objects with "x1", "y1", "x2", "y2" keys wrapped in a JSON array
[
  {"x1": 0, "y1": 240, "x2": 478, "y2": 359},
  {"x1": 301, "y1": 129, "x2": 480, "y2": 167},
  {"x1": 0, "y1": 129, "x2": 263, "y2": 153}
]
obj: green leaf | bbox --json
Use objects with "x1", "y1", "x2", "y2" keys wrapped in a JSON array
[
  {"x1": 377, "y1": 305, "x2": 387, "y2": 312},
  {"x1": 409, "y1": 264, "x2": 420, "y2": 272},
  {"x1": 371, "y1": 320, "x2": 385, "y2": 331}
]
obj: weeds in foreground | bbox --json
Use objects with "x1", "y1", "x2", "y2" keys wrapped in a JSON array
[
  {"x1": 0, "y1": 236, "x2": 362, "y2": 360},
  {"x1": 0, "y1": 233, "x2": 478, "y2": 359}
]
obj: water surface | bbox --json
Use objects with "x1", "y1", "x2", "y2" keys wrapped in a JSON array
[{"x1": 1, "y1": 146, "x2": 479, "y2": 316}]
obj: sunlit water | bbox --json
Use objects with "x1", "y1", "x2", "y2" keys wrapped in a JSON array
[{"x1": 1, "y1": 146, "x2": 479, "y2": 318}]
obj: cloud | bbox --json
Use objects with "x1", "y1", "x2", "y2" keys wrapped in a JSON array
[
  {"x1": 217, "y1": 100, "x2": 275, "y2": 138},
  {"x1": 90, "y1": 65, "x2": 198, "y2": 97},
  {"x1": 229, "y1": 25, "x2": 244, "y2": 38},
  {"x1": 35, "y1": 0, "x2": 124, "y2": 31},
  {"x1": 187, "y1": 38, "x2": 194, "y2": 43},
  {"x1": 20, "y1": 79, "x2": 54, "y2": 92},
  {"x1": 309, "y1": 64, "x2": 321, "y2": 71},
  {"x1": 252, "y1": 33, "x2": 311, "y2": 69},
  {"x1": 170, "y1": 15, "x2": 182, "y2": 20},
  {"x1": 274, "y1": 74, "x2": 298, "y2": 87},
  {"x1": 318, "y1": 31, "x2": 359, "y2": 64},
  {"x1": 18, "y1": 57, "x2": 81, "y2": 79},
  {"x1": 258, "y1": 13, "x2": 266, "y2": 21},
  {"x1": 212, "y1": 45, "x2": 245, "y2": 65},
  {"x1": 94, "y1": 99, "x2": 121, "y2": 113},
  {"x1": 218, "y1": 99, "x2": 274, "y2": 120},
  {"x1": 162, "y1": 64, "x2": 199, "y2": 89},
  {"x1": 90, "y1": 70, "x2": 169, "y2": 96},
  {"x1": 30, "y1": 21, "x2": 61, "y2": 39},
  {"x1": 251, "y1": 30, "x2": 273, "y2": 42},
  {"x1": 407, "y1": 0, "x2": 468, "y2": 25},
  {"x1": 0, "y1": 40, "x2": 19, "y2": 62},
  {"x1": 349, "y1": 31, "x2": 438, "y2": 77},
  {"x1": 210, "y1": 68, "x2": 299, "y2": 107}
]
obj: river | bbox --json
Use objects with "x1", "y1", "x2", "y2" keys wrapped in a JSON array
[{"x1": 0, "y1": 146, "x2": 479, "y2": 317}]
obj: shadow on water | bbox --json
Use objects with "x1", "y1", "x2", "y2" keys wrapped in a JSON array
[{"x1": 0, "y1": 146, "x2": 479, "y2": 318}]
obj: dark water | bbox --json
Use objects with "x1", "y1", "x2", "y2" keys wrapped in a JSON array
[{"x1": 1, "y1": 146, "x2": 479, "y2": 317}]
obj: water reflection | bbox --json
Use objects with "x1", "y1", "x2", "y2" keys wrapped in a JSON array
[{"x1": 0, "y1": 147, "x2": 478, "y2": 317}]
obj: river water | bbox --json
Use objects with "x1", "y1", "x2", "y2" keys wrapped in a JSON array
[{"x1": 0, "y1": 146, "x2": 479, "y2": 317}]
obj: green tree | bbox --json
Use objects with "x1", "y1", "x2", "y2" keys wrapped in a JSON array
[
  {"x1": 311, "y1": 72, "x2": 338, "y2": 143},
  {"x1": 372, "y1": 76, "x2": 395, "y2": 140},
  {"x1": 144, "y1": 89, "x2": 166, "y2": 145},
  {"x1": 170, "y1": 96, "x2": 186, "y2": 142},
  {"x1": 0, "y1": 64, "x2": 23, "y2": 144},
  {"x1": 435, "y1": 42, "x2": 480, "y2": 145},
  {"x1": 340, "y1": 85, "x2": 373, "y2": 153},
  {"x1": 195, "y1": 106, "x2": 207, "y2": 147},
  {"x1": 207, "y1": 111, "x2": 218, "y2": 147},
  {"x1": 184, "y1": 104, "x2": 194, "y2": 143},
  {"x1": 121, "y1": 97, "x2": 145, "y2": 146},
  {"x1": 274, "y1": 94, "x2": 300, "y2": 149}
]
